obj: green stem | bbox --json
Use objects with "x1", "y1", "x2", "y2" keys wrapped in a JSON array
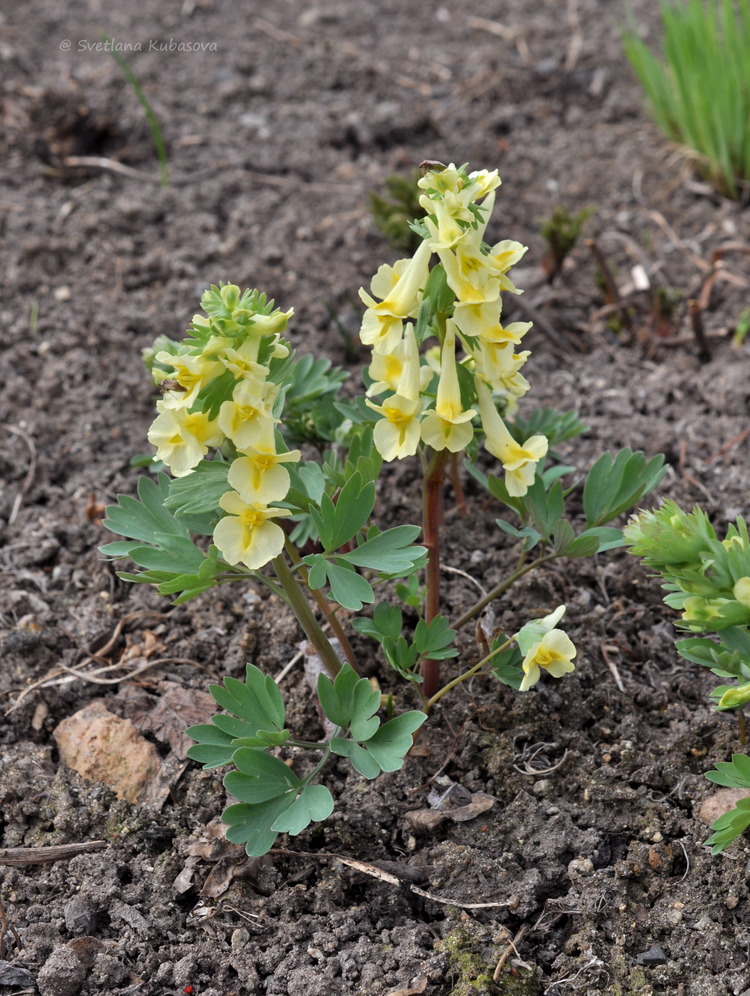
[
  {"x1": 284, "y1": 540, "x2": 358, "y2": 669},
  {"x1": 271, "y1": 554, "x2": 344, "y2": 680},
  {"x1": 426, "y1": 637, "x2": 515, "y2": 711},
  {"x1": 451, "y1": 553, "x2": 557, "y2": 632},
  {"x1": 421, "y1": 448, "x2": 449, "y2": 699}
]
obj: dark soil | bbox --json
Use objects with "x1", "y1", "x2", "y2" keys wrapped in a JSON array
[{"x1": 2, "y1": 2, "x2": 750, "y2": 994}]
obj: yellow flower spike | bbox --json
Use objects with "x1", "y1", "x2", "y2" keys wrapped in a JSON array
[
  {"x1": 475, "y1": 378, "x2": 547, "y2": 496},
  {"x1": 420, "y1": 322, "x2": 476, "y2": 453},
  {"x1": 519, "y1": 629, "x2": 577, "y2": 691},
  {"x1": 218, "y1": 377, "x2": 279, "y2": 450},
  {"x1": 228, "y1": 435, "x2": 301, "y2": 503},
  {"x1": 366, "y1": 394, "x2": 423, "y2": 461},
  {"x1": 147, "y1": 405, "x2": 223, "y2": 477},
  {"x1": 213, "y1": 490, "x2": 290, "y2": 570},
  {"x1": 154, "y1": 351, "x2": 222, "y2": 408}
]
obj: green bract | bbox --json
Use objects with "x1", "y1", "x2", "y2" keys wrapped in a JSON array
[{"x1": 627, "y1": 503, "x2": 750, "y2": 853}]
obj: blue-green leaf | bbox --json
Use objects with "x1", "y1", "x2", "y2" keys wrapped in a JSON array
[{"x1": 270, "y1": 785, "x2": 334, "y2": 834}]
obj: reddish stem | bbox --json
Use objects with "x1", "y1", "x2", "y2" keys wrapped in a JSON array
[
  {"x1": 449, "y1": 452, "x2": 467, "y2": 517},
  {"x1": 421, "y1": 449, "x2": 448, "y2": 698}
]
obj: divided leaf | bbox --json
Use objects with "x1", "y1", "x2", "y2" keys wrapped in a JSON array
[
  {"x1": 317, "y1": 664, "x2": 381, "y2": 740},
  {"x1": 186, "y1": 664, "x2": 288, "y2": 765},
  {"x1": 583, "y1": 449, "x2": 666, "y2": 527}
]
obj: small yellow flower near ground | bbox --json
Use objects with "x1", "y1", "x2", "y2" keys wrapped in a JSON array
[
  {"x1": 213, "y1": 491, "x2": 290, "y2": 570},
  {"x1": 366, "y1": 394, "x2": 423, "y2": 461},
  {"x1": 147, "y1": 405, "x2": 223, "y2": 477},
  {"x1": 519, "y1": 629, "x2": 577, "y2": 691}
]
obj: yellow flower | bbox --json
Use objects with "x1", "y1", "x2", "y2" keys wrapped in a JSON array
[
  {"x1": 475, "y1": 378, "x2": 547, "y2": 496},
  {"x1": 519, "y1": 629, "x2": 577, "y2": 691},
  {"x1": 439, "y1": 231, "x2": 502, "y2": 305},
  {"x1": 471, "y1": 342, "x2": 531, "y2": 398},
  {"x1": 419, "y1": 322, "x2": 476, "y2": 453},
  {"x1": 154, "y1": 351, "x2": 221, "y2": 407},
  {"x1": 734, "y1": 577, "x2": 750, "y2": 609},
  {"x1": 147, "y1": 404, "x2": 223, "y2": 477},
  {"x1": 420, "y1": 188, "x2": 479, "y2": 250},
  {"x1": 359, "y1": 240, "x2": 432, "y2": 354},
  {"x1": 213, "y1": 491, "x2": 290, "y2": 570},
  {"x1": 218, "y1": 376, "x2": 279, "y2": 450},
  {"x1": 228, "y1": 433, "x2": 300, "y2": 501},
  {"x1": 483, "y1": 239, "x2": 528, "y2": 292},
  {"x1": 366, "y1": 394, "x2": 423, "y2": 461},
  {"x1": 218, "y1": 338, "x2": 270, "y2": 382},
  {"x1": 366, "y1": 323, "x2": 425, "y2": 400}
]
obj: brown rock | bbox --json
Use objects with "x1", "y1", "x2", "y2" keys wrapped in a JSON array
[
  {"x1": 697, "y1": 788, "x2": 750, "y2": 826},
  {"x1": 53, "y1": 701, "x2": 163, "y2": 805}
]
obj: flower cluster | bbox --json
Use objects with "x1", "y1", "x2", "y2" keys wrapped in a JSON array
[
  {"x1": 147, "y1": 284, "x2": 299, "y2": 569},
  {"x1": 624, "y1": 501, "x2": 750, "y2": 633},
  {"x1": 359, "y1": 162, "x2": 548, "y2": 496}
]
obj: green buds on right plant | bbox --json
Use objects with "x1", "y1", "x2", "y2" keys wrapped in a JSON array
[{"x1": 627, "y1": 501, "x2": 750, "y2": 853}]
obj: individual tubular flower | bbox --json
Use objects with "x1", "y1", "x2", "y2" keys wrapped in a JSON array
[
  {"x1": 366, "y1": 323, "x2": 426, "y2": 400},
  {"x1": 519, "y1": 629, "x2": 577, "y2": 691},
  {"x1": 366, "y1": 394, "x2": 423, "y2": 461},
  {"x1": 359, "y1": 239, "x2": 432, "y2": 354},
  {"x1": 420, "y1": 322, "x2": 476, "y2": 453},
  {"x1": 438, "y1": 226, "x2": 502, "y2": 306},
  {"x1": 218, "y1": 375, "x2": 279, "y2": 450},
  {"x1": 154, "y1": 351, "x2": 222, "y2": 408},
  {"x1": 218, "y1": 338, "x2": 272, "y2": 382},
  {"x1": 471, "y1": 341, "x2": 531, "y2": 398},
  {"x1": 515, "y1": 605, "x2": 577, "y2": 691},
  {"x1": 227, "y1": 429, "x2": 300, "y2": 499},
  {"x1": 213, "y1": 490, "x2": 290, "y2": 570},
  {"x1": 147, "y1": 404, "x2": 223, "y2": 477},
  {"x1": 475, "y1": 378, "x2": 547, "y2": 496},
  {"x1": 452, "y1": 300, "x2": 530, "y2": 345}
]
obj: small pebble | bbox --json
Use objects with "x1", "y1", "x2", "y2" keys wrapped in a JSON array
[
  {"x1": 635, "y1": 944, "x2": 667, "y2": 966},
  {"x1": 231, "y1": 928, "x2": 250, "y2": 950}
]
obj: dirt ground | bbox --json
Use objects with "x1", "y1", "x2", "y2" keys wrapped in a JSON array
[{"x1": 2, "y1": 1, "x2": 750, "y2": 994}]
